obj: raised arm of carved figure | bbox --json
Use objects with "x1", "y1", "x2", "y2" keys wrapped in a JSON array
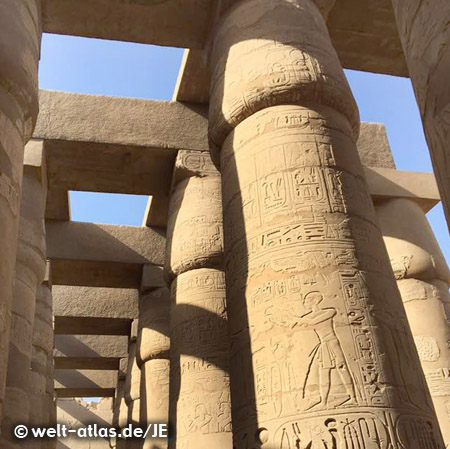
[{"x1": 294, "y1": 308, "x2": 337, "y2": 327}]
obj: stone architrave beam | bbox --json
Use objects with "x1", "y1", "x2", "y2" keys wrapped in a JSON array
[
  {"x1": 42, "y1": 0, "x2": 406, "y2": 76},
  {"x1": 34, "y1": 90, "x2": 208, "y2": 196},
  {"x1": 54, "y1": 335, "x2": 129, "y2": 370},
  {"x1": 46, "y1": 221, "x2": 165, "y2": 287},
  {"x1": 54, "y1": 370, "x2": 118, "y2": 398},
  {"x1": 42, "y1": 0, "x2": 213, "y2": 49},
  {"x1": 363, "y1": 167, "x2": 440, "y2": 212},
  {"x1": 53, "y1": 286, "x2": 139, "y2": 335}
]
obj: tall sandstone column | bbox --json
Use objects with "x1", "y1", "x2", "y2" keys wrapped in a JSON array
[
  {"x1": 137, "y1": 287, "x2": 170, "y2": 449},
  {"x1": 124, "y1": 321, "x2": 141, "y2": 429},
  {"x1": 28, "y1": 262, "x2": 55, "y2": 449},
  {"x1": 1, "y1": 141, "x2": 47, "y2": 447},
  {"x1": 390, "y1": 1, "x2": 450, "y2": 230},
  {"x1": 114, "y1": 374, "x2": 128, "y2": 449},
  {"x1": 165, "y1": 150, "x2": 232, "y2": 449},
  {"x1": 376, "y1": 198, "x2": 450, "y2": 446},
  {"x1": 208, "y1": 1, "x2": 445, "y2": 447},
  {"x1": 0, "y1": 0, "x2": 42, "y2": 420}
]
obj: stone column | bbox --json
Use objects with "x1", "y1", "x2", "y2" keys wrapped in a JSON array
[
  {"x1": 1, "y1": 141, "x2": 47, "y2": 447},
  {"x1": 165, "y1": 150, "x2": 232, "y2": 449},
  {"x1": 137, "y1": 288, "x2": 170, "y2": 449},
  {"x1": 124, "y1": 322, "x2": 141, "y2": 428},
  {"x1": 46, "y1": 345, "x2": 57, "y2": 449},
  {"x1": 376, "y1": 197, "x2": 450, "y2": 445},
  {"x1": 113, "y1": 377, "x2": 128, "y2": 449},
  {"x1": 0, "y1": 0, "x2": 42, "y2": 421},
  {"x1": 28, "y1": 262, "x2": 54, "y2": 449},
  {"x1": 208, "y1": 1, "x2": 445, "y2": 447},
  {"x1": 390, "y1": 1, "x2": 450, "y2": 229},
  {"x1": 114, "y1": 376, "x2": 127, "y2": 428}
]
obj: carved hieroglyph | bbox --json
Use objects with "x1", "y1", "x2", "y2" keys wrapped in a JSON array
[
  {"x1": 376, "y1": 198, "x2": 450, "y2": 446},
  {"x1": 0, "y1": 0, "x2": 41, "y2": 421},
  {"x1": 1, "y1": 155, "x2": 47, "y2": 446},
  {"x1": 171, "y1": 269, "x2": 232, "y2": 449},
  {"x1": 137, "y1": 287, "x2": 170, "y2": 449},
  {"x1": 208, "y1": 1, "x2": 445, "y2": 448},
  {"x1": 390, "y1": 0, "x2": 450, "y2": 230},
  {"x1": 165, "y1": 175, "x2": 223, "y2": 281},
  {"x1": 165, "y1": 150, "x2": 232, "y2": 449}
]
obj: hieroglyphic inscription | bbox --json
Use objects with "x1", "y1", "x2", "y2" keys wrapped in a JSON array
[
  {"x1": 218, "y1": 105, "x2": 441, "y2": 448},
  {"x1": 165, "y1": 176, "x2": 223, "y2": 279},
  {"x1": 209, "y1": 3, "x2": 359, "y2": 151},
  {"x1": 174, "y1": 150, "x2": 219, "y2": 184},
  {"x1": 166, "y1": 148, "x2": 232, "y2": 448},
  {"x1": 171, "y1": 269, "x2": 232, "y2": 448}
]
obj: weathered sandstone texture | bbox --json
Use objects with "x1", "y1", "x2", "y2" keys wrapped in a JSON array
[
  {"x1": 124, "y1": 325, "x2": 141, "y2": 428},
  {"x1": 57, "y1": 398, "x2": 113, "y2": 449},
  {"x1": 0, "y1": 0, "x2": 42, "y2": 421},
  {"x1": 137, "y1": 287, "x2": 170, "y2": 449},
  {"x1": 390, "y1": 0, "x2": 450, "y2": 230},
  {"x1": 1, "y1": 141, "x2": 47, "y2": 447},
  {"x1": 376, "y1": 198, "x2": 450, "y2": 446},
  {"x1": 165, "y1": 150, "x2": 232, "y2": 449},
  {"x1": 28, "y1": 264, "x2": 56, "y2": 448},
  {"x1": 208, "y1": 0, "x2": 445, "y2": 447}
]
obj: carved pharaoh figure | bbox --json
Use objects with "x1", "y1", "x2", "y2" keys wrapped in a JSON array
[
  {"x1": 207, "y1": 0, "x2": 446, "y2": 447},
  {"x1": 294, "y1": 291, "x2": 356, "y2": 410}
]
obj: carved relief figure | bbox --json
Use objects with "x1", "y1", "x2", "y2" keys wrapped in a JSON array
[{"x1": 294, "y1": 291, "x2": 356, "y2": 410}]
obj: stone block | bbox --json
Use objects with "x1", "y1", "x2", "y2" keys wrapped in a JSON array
[
  {"x1": 54, "y1": 370, "x2": 118, "y2": 390},
  {"x1": 46, "y1": 221, "x2": 165, "y2": 287},
  {"x1": 53, "y1": 286, "x2": 139, "y2": 319}
]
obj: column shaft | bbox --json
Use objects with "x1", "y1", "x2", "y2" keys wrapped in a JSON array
[
  {"x1": 165, "y1": 150, "x2": 232, "y2": 448},
  {"x1": 376, "y1": 198, "x2": 450, "y2": 445},
  {"x1": 28, "y1": 265, "x2": 55, "y2": 449},
  {"x1": 390, "y1": 0, "x2": 450, "y2": 229},
  {"x1": 137, "y1": 288, "x2": 170, "y2": 449},
  {"x1": 124, "y1": 336, "x2": 141, "y2": 427},
  {"x1": 1, "y1": 141, "x2": 47, "y2": 446},
  {"x1": 208, "y1": 0, "x2": 444, "y2": 447},
  {"x1": 0, "y1": 0, "x2": 42, "y2": 420}
]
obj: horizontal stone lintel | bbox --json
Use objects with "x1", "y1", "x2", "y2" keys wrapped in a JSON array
[
  {"x1": 34, "y1": 90, "x2": 207, "y2": 197},
  {"x1": 46, "y1": 221, "x2": 165, "y2": 286},
  {"x1": 54, "y1": 335, "x2": 129, "y2": 359},
  {"x1": 53, "y1": 286, "x2": 139, "y2": 319},
  {"x1": 42, "y1": 0, "x2": 407, "y2": 76},
  {"x1": 56, "y1": 388, "x2": 115, "y2": 398},
  {"x1": 55, "y1": 369, "x2": 118, "y2": 390},
  {"x1": 364, "y1": 167, "x2": 440, "y2": 212},
  {"x1": 54, "y1": 317, "x2": 132, "y2": 336},
  {"x1": 55, "y1": 357, "x2": 120, "y2": 371}
]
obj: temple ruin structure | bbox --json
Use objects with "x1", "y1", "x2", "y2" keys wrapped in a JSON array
[{"x1": 0, "y1": 1, "x2": 449, "y2": 448}]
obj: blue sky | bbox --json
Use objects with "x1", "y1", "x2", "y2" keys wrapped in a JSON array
[{"x1": 38, "y1": 33, "x2": 450, "y2": 265}]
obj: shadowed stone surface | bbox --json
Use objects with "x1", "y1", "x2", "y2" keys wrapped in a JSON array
[
  {"x1": 29, "y1": 269, "x2": 56, "y2": 436},
  {"x1": 138, "y1": 288, "x2": 170, "y2": 449},
  {"x1": 0, "y1": 0, "x2": 42, "y2": 421},
  {"x1": 376, "y1": 198, "x2": 450, "y2": 446},
  {"x1": 57, "y1": 398, "x2": 113, "y2": 449},
  {"x1": 391, "y1": 0, "x2": 450, "y2": 231},
  {"x1": 54, "y1": 335, "x2": 129, "y2": 370},
  {"x1": 208, "y1": 0, "x2": 444, "y2": 447},
  {"x1": 166, "y1": 149, "x2": 232, "y2": 449},
  {"x1": 1, "y1": 141, "x2": 47, "y2": 447},
  {"x1": 46, "y1": 222, "x2": 165, "y2": 287}
]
